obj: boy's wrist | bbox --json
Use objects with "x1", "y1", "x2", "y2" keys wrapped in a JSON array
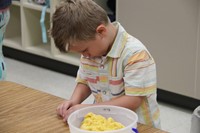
[{"x1": 69, "y1": 99, "x2": 80, "y2": 106}]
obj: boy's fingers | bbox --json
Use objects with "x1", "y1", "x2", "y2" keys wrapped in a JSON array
[
  {"x1": 56, "y1": 104, "x2": 63, "y2": 116},
  {"x1": 56, "y1": 103, "x2": 66, "y2": 117},
  {"x1": 63, "y1": 107, "x2": 75, "y2": 122},
  {"x1": 63, "y1": 110, "x2": 71, "y2": 122},
  {"x1": 61, "y1": 102, "x2": 71, "y2": 117},
  {"x1": 56, "y1": 101, "x2": 70, "y2": 117}
]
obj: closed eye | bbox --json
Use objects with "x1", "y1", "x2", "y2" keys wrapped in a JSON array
[{"x1": 81, "y1": 49, "x2": 87, "y2": 53}]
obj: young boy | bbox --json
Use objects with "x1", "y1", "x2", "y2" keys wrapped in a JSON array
[
  {"x1": 0, "y1": 0, "x2": 11, "y2": 80},
  {"x1": 50, "y1": 0, "x2": 161, "y2": 128}
]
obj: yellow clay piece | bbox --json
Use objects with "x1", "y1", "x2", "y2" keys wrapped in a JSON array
[{"x1": 80, "y1": 112, "x2": 125, "y2": 131}]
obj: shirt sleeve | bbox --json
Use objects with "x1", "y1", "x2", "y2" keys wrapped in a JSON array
[
  {"x1": 124, "y1": 50, "x2": 157, "y2": 96},
  {"x1": 75, "y1": 58, "x2": 88, "y2": 85}
]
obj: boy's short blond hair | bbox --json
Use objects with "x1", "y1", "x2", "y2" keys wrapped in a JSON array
[{"x1": 50, "y1": 0, "x2": 109, "y2": 52}]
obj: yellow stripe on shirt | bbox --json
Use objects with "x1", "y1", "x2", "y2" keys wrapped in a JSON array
[
  {"x1": 141, "y1": 97, "x2": 153, "y2": 126},
  {"x1": 125, "y1": 84, "x2": 156, "y2": 95}
]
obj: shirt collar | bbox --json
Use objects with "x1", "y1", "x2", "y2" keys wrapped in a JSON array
[{"x1": 107, "y1": 22, "x2": 128, "y2": 58}]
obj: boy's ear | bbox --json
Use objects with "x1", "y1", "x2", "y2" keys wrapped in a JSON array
[{"x1": 96, "y1": 24, "x2": 107, "y2": 36}]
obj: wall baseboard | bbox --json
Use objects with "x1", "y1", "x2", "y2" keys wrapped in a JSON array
[
  {"x1": 157, "y1": 89, "x2": 199, "y2": 110},
  {"x1": 3, "y1": 46, "x2": 78, "y2": 77},
  {"x1": 3, "y1": 46, "x2": 200, "y2": 111}
]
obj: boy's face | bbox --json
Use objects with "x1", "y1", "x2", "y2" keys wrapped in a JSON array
[{"x1": 69, "y1": 34, "x2": 110, "y2": 58}]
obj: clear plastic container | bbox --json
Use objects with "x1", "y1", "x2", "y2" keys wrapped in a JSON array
[{"x1": 68, "y1": 105, "x2": 138, "y2": 133}]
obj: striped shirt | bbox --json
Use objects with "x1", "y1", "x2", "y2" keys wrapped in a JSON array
[{"x1": 76, "y1": 22, "x2": 161, "y2": 128}]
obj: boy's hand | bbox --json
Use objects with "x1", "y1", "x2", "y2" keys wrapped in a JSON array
[
  {"x1": 56, "y1": 100, "x2": 74, "y2": 118},
  {"x1": 63, "y1": 104, "x2": 90, "y2": 122}
]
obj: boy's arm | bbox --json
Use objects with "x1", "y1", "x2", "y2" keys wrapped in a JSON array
[
  {"x1": 56, "y1": 83, "x2": 91, "y2": 119},
  {"x1": 95, "y1": 95, "x2": 144, "y2": 111},
  {"x1": 70, "y1": 83, "x2": 92, "y2": 105},
  {"x1": 62, "y1": 95, "x2": 144, "y2": 121}
]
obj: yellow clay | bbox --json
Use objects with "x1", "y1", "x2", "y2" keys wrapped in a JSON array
[{"x1": 80, "y1": 112, "x2": 125, "y2": 131}]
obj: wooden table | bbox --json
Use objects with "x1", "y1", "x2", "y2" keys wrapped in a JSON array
[{"x1": 0, "y1": 81, "x2": 168, "y2": 133}]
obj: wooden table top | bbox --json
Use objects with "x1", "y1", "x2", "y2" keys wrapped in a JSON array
[{"x1": 0, "y1": 81, "x2": 168, "y2": 133}]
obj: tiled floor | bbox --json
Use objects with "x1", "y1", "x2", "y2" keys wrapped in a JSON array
[{"x1": 4, "y1": 57, "x2": 193, "y2": 133}]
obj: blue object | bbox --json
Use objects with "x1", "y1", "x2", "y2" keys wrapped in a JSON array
[
  {"x1": 40, "y1": 0, "x2": 50, "y2": 44},
  {"x1": 0, "y1": 8, "x2": 9, "y2": 80},
  {"x1": 132, "y1": 128, "x2": 139, "y2": 133}
]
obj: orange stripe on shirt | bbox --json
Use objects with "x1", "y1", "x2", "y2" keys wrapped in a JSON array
[
  {"x1": 127, "y1": 50, "x2": 150, "y2": 65},
  {"x1": 125, "y1": 62, "x2": 155, "y2": 71},
  {"x1": 153, "y1": 107, "x2": 160, "y2": 121},
  {"x1": 111, "y1": 58, "x2": 118, "y2": 77}
]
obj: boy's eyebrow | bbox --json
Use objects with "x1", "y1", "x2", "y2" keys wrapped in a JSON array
[
  {"x1": 67, "y1": 0, "x2": 76, "y2": 4},
  {"x1": 80, "y1": 49, "x2": 87, "y2": 53}
]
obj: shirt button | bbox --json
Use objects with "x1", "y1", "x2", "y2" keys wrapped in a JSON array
[
  {"x1": 100, "y1": 65, "x2": 104, "y2": 69},
  {"x1": 102, "y1": 91, "x2": 106, "y2": 94}
]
